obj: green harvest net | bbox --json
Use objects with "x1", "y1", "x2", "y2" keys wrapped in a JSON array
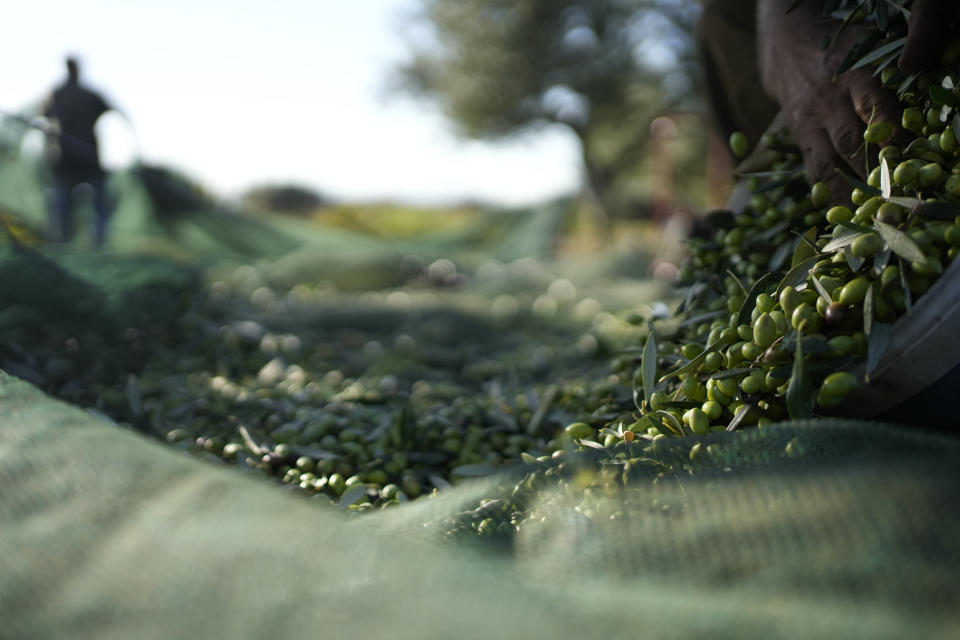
[
  {"x1": 2, "y1": 374, "x2": 959, "y2": 640},
  {"x1": 0, "y1": 231, "x2": 956, "y2": 639}
]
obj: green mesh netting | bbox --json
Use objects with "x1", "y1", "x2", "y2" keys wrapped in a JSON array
[{"x1": 2, "y1": 375, "x2": 959, "y2": 639}]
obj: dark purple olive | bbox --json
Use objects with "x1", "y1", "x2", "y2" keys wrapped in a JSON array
[{"x1": 824, "y1": 302, "x2": 847, "y2": 327}]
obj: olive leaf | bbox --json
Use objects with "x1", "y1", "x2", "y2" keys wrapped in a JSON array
[
  {"x1": 835, "y1": 26, "x2": 884, "y2": 74},
  {"x1": 658, "y1": 334, "x2": 730, "y2": 382},
  {"x1": 791, "y1": 227, "x2": 821, "y2": 267},
  {"x1": 898, "y1": 258, "x2": 913, "y2": 312},
  {"x1": 845, "y1": 248, "x2": 866, "y2": 272},
  {"x1": 848, "y1": 36, "x2": 907, "y2": 72},
  {"x1": 835, "y1": 220, "x2": 875, "y2": 234},
  {"x1": 880, "y1": 156, "x2": 892, "y2": 199},
  {"x1": 786, "y1": 332, "x2": 814, "y2": 419},
  {"x1": 822, "y1": 229, "x2": 861, "y2": 253},
  {"x1": 651, "y1": 410, "x2": 684, "y2": 437},
  {"x1": 726, "y1": 269, "x2": 748, "y2": 297},
  {"x1": 875, "y1": 0, "x2": 889, "y2": 31},
  {"x1": 863, "y1": 282, "x2": 875, "y2": 336},
  {"x1": 640, "y1": 333, "x2": 658, "y2": 412},
  {"x1": 725, "y1": 403, "x2": 754, "y2": 432},
  {"x1": 887, "y1": 196, "x2": 922, "y2": 209},
  {"x1": 875, "y1": 219, "x2": 926, "y2": 263},
  {"x1": 578, "y1": 439, "x2": 606, "y2": 450},
  {"x1": 873, "y1": 248, "x2": 892, "y2": 271},
  {"x1": 710, "y1": 366, "x2": 760, "y2": 380},
  {"x1": 768, "y1": 240, "x2": 794, "y2": 272},
  {"x1": 737, "y1": 272, "x2": 775, "y2": 326},
  {"x1": 811, "y1": 274, "x2": 834, "y2": 304},
  {"x1": 866, "y1": 322, "x2": 892, "y2": 380},
  {"x1": 337, "y1": 484, "x2": 370, "y2": 510},
  {"x1": 777, "y1": 256, "x2": 821, "y2": 297},
  {"x1": 897, "y1": 71, "x2": 920, "y2": 94}
]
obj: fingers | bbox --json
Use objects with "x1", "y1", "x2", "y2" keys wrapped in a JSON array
[
  {"x1": 823, "y1": 97, "x2": 868, "y2": 172},
  {"x1": 796, "y1": 125, "x2": 857, "y2": 193},
  {"x1": 841, "y1": 70, "x2": 901, "y2": 129},
  {"x1": 899, "y1": 0, "x2": 958, "y2": 72}
]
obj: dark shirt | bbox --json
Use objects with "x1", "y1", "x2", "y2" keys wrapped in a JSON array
[
  {"x1": 697, "y1": 0, "x2": 778, "y2": 147},
  {"x1": 44, "y1": 79, "x2": 110, "y2": 178}
]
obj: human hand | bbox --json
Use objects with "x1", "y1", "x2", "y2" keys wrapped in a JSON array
[
  {"x1": 899, "y1": 0, "x2": 959, "y2": 72},
  {"x1": 756, "y1": 0, "x2": 904, "y2": 202}
]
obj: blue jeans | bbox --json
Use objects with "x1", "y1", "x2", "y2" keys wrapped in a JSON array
[{"x1": 51, "y1": 173, "x2": 111, "y2": 246}]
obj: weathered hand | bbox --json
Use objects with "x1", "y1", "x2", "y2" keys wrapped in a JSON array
[{"x1": 756, "y1": 0, "x2": 903, "y2": 202}]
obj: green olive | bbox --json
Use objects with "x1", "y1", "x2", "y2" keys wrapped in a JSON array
[
  {"x1": 864, "y1": 121, "x2": 893, "y2": 144},
  {"x1": 779, "y1": 286, "x2": 801, "y2": 316},
  {"x1": 684, "y1": 408, "x2": 710, "y2": 435},
  {"x1": 739, "y1": 374, "x2": 763, "y2": 395},
  {"x1": 893, "y1": 160, "x2": 919, "y2": 185},
  {"x1": 565, "y1": 422, "x2": 594, "y2": 439},
  {"x1": 875, "y1": 201, "x2": 903, "y2": 225},
  {"x1": 912, "y1": 255, "x2": 943, "y2": 277},
  {"x1": 649, "y1": 391, "x2": 669, "y2": 410},
  {"x1": 715, "y1": 377, "x2": 739, "y2": 398},
  {"x1": 820, "y1": 371, "x2": 858, "y2": 398},
  {"x1": 940, "y1": 125, "x2": 958, "y2": 153},
  {"x1": 838, "y1": 277, "x2": 870, "y2": 306},
  {"x1": 752, "y1": 313, "x2": 777, "y2": 348},
  {"x1": 729, "y1": 131, "x2": 750, "y2": 158},
  {"x1": 856, "y1": 196, "x2": 884, "y2": 219},
  {"x1": 701, "y1": 400, "x2": 723, "y2": 420},
  {"x1": 880, "y1": 265, "x2": 900, "y2": 288},
  {"x1": 850, "y1": 188, "x2": 872, "y2": 205},
  {"x1": 826, "y1": 206, "x2": 854, "y2": 225},
  {"x1": 741, "y1": 342, "x2": 763, "y2": 361},
  {"x1": 902, "y1": 106, "x2": 925, "y2": 133},
  {"x1": 681, "y1": 343, "x2": 703, "y2": 360},
  {"x1": 810, "y1": 182, "x2": 831, "y2": 208},
  {"x1": 918, "y1": 162, "x2": 943, "y2": 188},
  {"x1": 944, "y1": 224, "x2": 960, "y2": 246},
  {"x1": 328, "y1": 473, "x2": 346, "y2": 495},
  {"x1": 851, "y1": 233, "x2": 884, "y2": 258},
  {"x1": 828, "y1": 335, "x2": 855, "y2": 356},
  {"x1": 703, "y1": 351, "x2": 724, "y2": 372}
]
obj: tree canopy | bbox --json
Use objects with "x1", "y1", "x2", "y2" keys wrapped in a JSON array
[{"x1": 396, "y1": 0, "x2": 704, "y2": 215}]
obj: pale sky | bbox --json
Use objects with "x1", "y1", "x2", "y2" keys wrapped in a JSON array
[{"x1": 2, "y1": 0, "x2": 581, "y2": 206}]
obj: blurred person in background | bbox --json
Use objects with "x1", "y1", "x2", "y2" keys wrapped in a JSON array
[{"x1": 42, "y1": 56, "x2": 115, "y2": 247}]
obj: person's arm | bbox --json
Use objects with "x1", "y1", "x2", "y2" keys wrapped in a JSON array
[{"x1": 756, "y1": 0, "x2": 904, "y2": 201}]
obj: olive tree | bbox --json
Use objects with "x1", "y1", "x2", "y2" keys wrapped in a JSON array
[{"x1": 395, "y1": 0, "x2": 702, "y2": 217}]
